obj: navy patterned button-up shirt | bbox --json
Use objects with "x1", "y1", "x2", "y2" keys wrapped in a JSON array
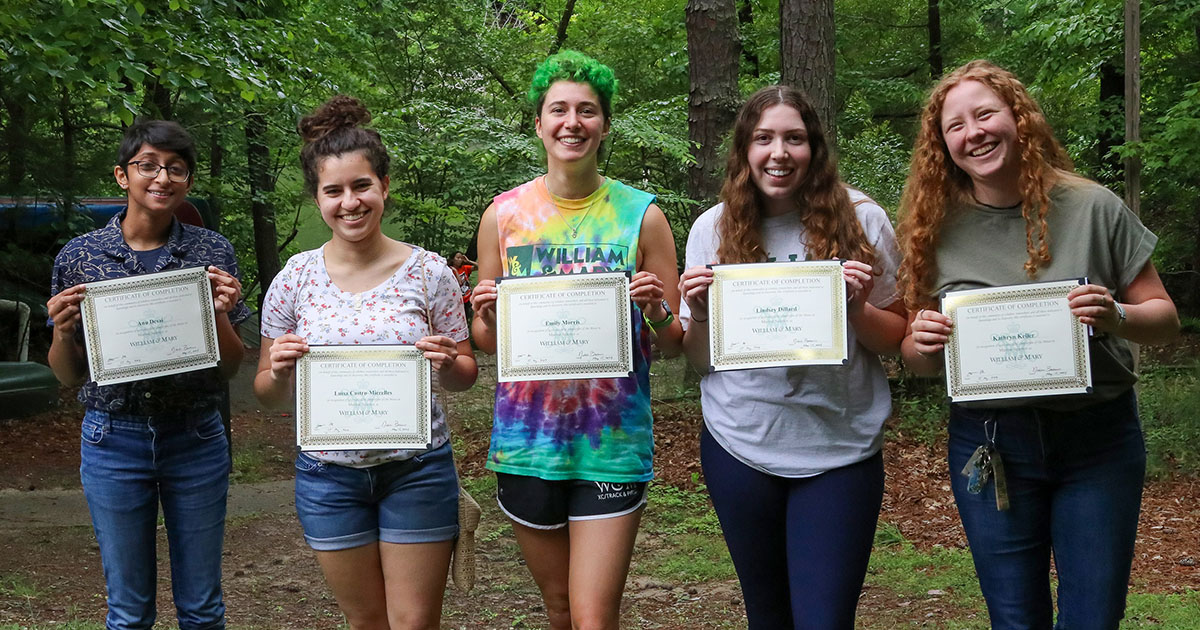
[{"x1": 50, "y1": 210, "x2": 251, "y2": 416}]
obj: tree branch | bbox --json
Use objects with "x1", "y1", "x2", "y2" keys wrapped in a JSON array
[{"x1": 548, "y1": 0, "x2": 578, "y2": 55}]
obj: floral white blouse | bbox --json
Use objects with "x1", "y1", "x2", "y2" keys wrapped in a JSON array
[{"x1": 261, "y1": 244, "x2": 468, "y2": 467}]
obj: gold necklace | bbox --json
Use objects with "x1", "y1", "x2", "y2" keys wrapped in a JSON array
[{"x1": 544, "y1": 177, "x2": 604, "y2": 239}]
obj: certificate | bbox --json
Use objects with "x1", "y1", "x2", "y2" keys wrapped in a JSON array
[
  {"x1": 81, "y1": 266, "x2": 219, "y2": 386},
  {"x1": 496, "y1": 271, "x2": 633, "y2": 382},
  {"x1": 708, "y1": 261, "x2": 848, "y2": 372},
  {"x1": 296, "y1": 345, "x2": 432, "y2": 451},
  {"x1": 942, "y1": 279, "x2": 1092, "y2": 402}
]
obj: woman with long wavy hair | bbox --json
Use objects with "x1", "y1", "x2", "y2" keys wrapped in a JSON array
[
  {"x1": 898, "y1": 60, "x2": 1179, "y2": 629},
  {"x1": 677, "y1": 85, "x2": 907, "y2": 629}
]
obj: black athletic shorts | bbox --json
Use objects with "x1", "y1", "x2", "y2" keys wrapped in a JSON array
[{"x1": 495, "y1": 472, "x2": 648, "y2": 530}]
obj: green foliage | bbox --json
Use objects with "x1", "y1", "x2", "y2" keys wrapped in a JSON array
[
  {"x1": 865, "y1": 544, "x2": 984, "y2": 609},
  {"x1": 638, "y1": 483, "x2": 735, "y2": 582},
  {"x1": 1124, "y1": 591, "x2": 1200, "y2": 628},
  {"x1": 839, "y1": 93, "x2": 912, "y2": 214},
  {"x1": 1137, "y1": 363, "x2": 1200, "y2": 478},
  {"x1": 3, "y1": 0, "x2": 1198, "y2": 313},
  {"x1": 888, "y1": 382, "x2": 949, "y2": 447}
]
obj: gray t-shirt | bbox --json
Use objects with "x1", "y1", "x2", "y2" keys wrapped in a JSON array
[
  {"x1": 932, "y1": 179, "x2": 1156, "y2": 410},
  {"x1": 681, "y1": 189, "x2": 901, "y2": 477}
]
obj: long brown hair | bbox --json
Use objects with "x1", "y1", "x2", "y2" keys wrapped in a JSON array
[
  {"x1": 896, "y1": 60, "x2": 1075, "y2": 309},
  {"x1": 716, "y1": 85, "x2": 875, "y2": 267}
]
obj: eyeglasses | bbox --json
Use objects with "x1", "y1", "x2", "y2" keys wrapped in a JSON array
[{"x1": 126, "y1": 160, "x2": 191, "y2": 183}]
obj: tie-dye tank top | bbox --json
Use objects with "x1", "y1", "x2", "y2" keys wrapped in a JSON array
[{"x1": 487, "y1": 176, "x2": 656, "y2": 482}]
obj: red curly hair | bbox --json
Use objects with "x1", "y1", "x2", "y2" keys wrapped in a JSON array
[
  {"x1": 716, "y1": 85, "x2": 875, "y2": 267},
  {"x1": 896, "y1": 60, "x2": 1075, "y2": 310}
]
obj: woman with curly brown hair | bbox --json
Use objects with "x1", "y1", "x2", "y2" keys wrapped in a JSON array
[
  {"x1": 677, "y1": 85, "x2": 907, "y2": 629},
  {"x1": 898, "y1": 60, "x2": 1179, "y2": 629},
  {"x1": 254, "y1": 96, "x2": 477, "y2": 629}
]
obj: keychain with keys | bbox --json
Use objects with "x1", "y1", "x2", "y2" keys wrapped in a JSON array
[{"x1": 959, "y1": 418, "x2": 1010, "y2": 511}]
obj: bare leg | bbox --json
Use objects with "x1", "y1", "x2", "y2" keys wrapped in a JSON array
[
  {"x1": 380, "y1": 540, "x2": 454, "y2": 630},
  {"x1": 315, "y1": 544, "x2": 389, "y2": 630},
  {"x1": 512, "y1": 523, "x2": 572, "y2": 630},
  {"x1": 567, "y1": 509, "x2": 642, "y2": 630}
]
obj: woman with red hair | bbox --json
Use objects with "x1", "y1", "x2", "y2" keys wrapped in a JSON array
[{"x1": 898, "y1": 60, "x2": 1179, "y2": 628}]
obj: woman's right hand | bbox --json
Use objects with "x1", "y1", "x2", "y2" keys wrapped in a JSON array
[
  {"x1": 910, "y1": 308, "x2": 953, "y2": 355},
  {"x1": 268, "y1": 333, "x2": 309, "y2": 380},
  {"x1": 471, "y1": 278, "x2": 497, "y2": 327},
  {"x1": 47, "y1": 285, "x2": 86, "y2": 340},
  {"x1": 678, "y1": 266, "x2": 714, "y2": 322}
]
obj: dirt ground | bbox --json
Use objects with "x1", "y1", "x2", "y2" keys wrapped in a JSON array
[{"x1": 0, "y1": 352, "x2": 1196, "y2": 627}]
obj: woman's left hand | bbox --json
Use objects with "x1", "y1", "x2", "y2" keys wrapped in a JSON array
[
  {"x1": 1068, "y1": 284, "x2": 1122, "y2": 332},
  {"x1": 417, "y1": 335, "x2": 459, "y2": 373},
  {"x1": 629, "y1": 271, "x2": 667, "y2": 318},
  {"x1": 842, "y1": 260, "x2": 874, "y2": 311},
  {"x1": 208, "y1": 266, "x2": 242, "y2": 315}
]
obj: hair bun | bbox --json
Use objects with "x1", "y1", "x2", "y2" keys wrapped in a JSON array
[{"x1": 298, "y1": 95, "x2": 372, "y2": 143}]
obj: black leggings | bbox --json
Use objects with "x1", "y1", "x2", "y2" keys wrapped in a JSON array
[{"x1": 701, "y1": 425, "x2": 884, "y2": 630}]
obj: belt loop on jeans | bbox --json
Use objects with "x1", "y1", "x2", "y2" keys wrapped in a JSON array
[{"x1": 88, "y1": 409, "x2": 113, "y2": 431}]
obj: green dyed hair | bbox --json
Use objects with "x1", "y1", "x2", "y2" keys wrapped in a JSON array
[{"x1": 528, "y1": 50, "x2": 618, "y2": 120}]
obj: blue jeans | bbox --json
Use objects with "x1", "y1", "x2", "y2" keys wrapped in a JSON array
[
  {"x1": 701, "y1": 425, "x2": 884, "y2": 630},
  {"x1": 948, "y1": 390, "x2": 1145, "y2": 630},
  {"x1": 80, "y1": 407, "x2": 230, "y2": 630}
]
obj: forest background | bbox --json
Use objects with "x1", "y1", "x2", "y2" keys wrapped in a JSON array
[
  {"x1": 2, "y1": 0, "x2": 1199, "y2": 316},
  {"x1": 2, "y1": 2, "x2": 1200, "y2": 627}
]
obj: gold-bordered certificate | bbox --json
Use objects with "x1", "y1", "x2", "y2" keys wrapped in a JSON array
[
  {"x1": 496, "y1": 271, "x2": 633, "y2": 383},
  {"x1": 81, "y1": 266, "x2": 219, "y2": 386},
  {"x1": 942, "y1": 279, "x2": 1093, "y2": 403},
  {"x1": 296, "y1": 345, "x2": 432, "y2": 451},
  {"x1": 708, "y1": 260, "x2": 848, "y2": 372}
]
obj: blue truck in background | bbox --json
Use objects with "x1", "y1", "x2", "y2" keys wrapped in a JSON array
[{"x1": 0, "y1": 197, "x2": 217, "y2": 420}]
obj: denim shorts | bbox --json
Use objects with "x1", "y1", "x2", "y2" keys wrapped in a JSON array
[{"x1": 293, "y1": 441, "x2": 459, "y2": 551}]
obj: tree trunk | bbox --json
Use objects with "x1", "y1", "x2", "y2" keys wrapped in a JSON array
[
  {"x1": 147, "y1": 79, "x2": 172, "y2": 120},
  {"x1": 686, "y1": 0, "x2": 740, "y2": 217},
  {"x1": 60, "y1": 84, "x2": 76, "y2": 198},
  {"x1": 739, "y1": 0, "x2": 760, "y2": 78},
  {"x1": 548, "y1": 0, "x2": 578, "y2": 55},
  {"x1": 244, "y1": 109, "x2": 280, "y2": 309},
  {"x1": 780, "y1": 0, "x2": 837, "y2": 148},
  {"x1": 209, "y1": 124, "x2": 225, "y2": 230},
  {"x1": 2, "y1": 91, "x2": 27, "y2": 192},
  {"x1": 927, "y1": 0, "x2": 943, "y2": 79},
  {"x1": 1098, "y1": 60, "x2": 1124, "y2": 186}
]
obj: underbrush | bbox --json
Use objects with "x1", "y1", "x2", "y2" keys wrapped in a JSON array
[{"x1": 1138, "y1": 363, "x2": 1200, "y2": 478}]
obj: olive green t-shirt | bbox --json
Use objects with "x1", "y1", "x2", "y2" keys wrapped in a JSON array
[{"x1": 933, "y1": 179, "x2": 1157, "y2": 409}]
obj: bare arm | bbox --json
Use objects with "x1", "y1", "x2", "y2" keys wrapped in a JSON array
[
  {"x1": 253, "y1": 334, "x2": 308, "y2": 409},
  {"x1": 1067, "y1": 261, "x2": 1179, "y2": 345},
  {"x1": 46, "y1": 285, "x2": 89, "y2": 386},
  {"x1": 843, "y1": 260, "x2": 907, "y2": 355},
  {"x1": 470, "y1": 204, "x2": 502, "y2": 355},
  {"x1": 677, "y1": 265, "x2": 713, "y2": 372},
  {"x1": 900, "y1": 308, "x2": 953, "y2": 377},
  {"x1": 850, "y1": 300, "x2": 908, "y2": 355},
  {"x1": 634, "y1": 204, "x2": 683, "y2": 357},
  {"x1": 415, "y1": 337, "x2": 478, "y2": 391}
]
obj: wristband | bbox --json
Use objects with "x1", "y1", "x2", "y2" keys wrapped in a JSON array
[{"x1": 645, "y1": 299, "x2": 674, "y2": 330}]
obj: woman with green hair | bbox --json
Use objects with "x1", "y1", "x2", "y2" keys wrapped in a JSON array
[{"x1": 470, "y1": 50, "x2": 683, "y2": 630}]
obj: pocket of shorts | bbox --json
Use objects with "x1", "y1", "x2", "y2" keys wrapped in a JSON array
[
  {"x1": 194, "y1": 412, "x2": 227, "y2": 440},
  {"x1": 412, "y1": 441, "x2": 451, "y2": 465},
  {"x1": 295, "y1": 452, "x2": 324, "y2": 473}
]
